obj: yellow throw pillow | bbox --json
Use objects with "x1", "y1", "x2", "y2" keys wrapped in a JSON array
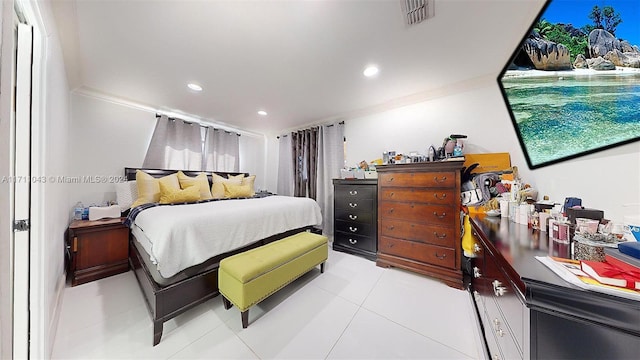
[
  {"x1": 222, "y1": 183, "x2": 254, "y2": 198},
  {"x1": 131, "y1": 170, "x2": 180, "y2": 208},
  {"x1": 159, "y1": 183, "x2": 201, "y2": 204},
  {"x1": 227, "y1": 173, "x2": 245, "y2": 183},
  {"x1": 211, "y1": 182, "x2": 225, "y2": 199},
  {"x1": 211, "y1": 173, "x2": 244, "y2": 199},
  {"x1": 241, "y1": 175, "x2": 256, "y2": 196},
  {"x1": 177, "y1": 171, "x2": 212, "y2": 200}
]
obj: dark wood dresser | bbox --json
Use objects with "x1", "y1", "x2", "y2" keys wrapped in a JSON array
[
  {"x1": 67, "y1": 218, "x2": 130, "y2": 286},
  {"x1": 469, "y1": 215, "x2": 640, "y2": 360},
  {"x1": 376, "y1": 161, "x2": 464, "y2": 289},
  {"x1": 332, "y1": 179, "x2": 377, "y2": 260}
]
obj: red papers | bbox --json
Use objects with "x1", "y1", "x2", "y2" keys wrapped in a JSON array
[{"x1": 580, "y1": 259, "x2": 640, "y2": 290}]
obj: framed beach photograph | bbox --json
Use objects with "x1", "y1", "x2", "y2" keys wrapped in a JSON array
[{"x1": 498, "y1": 0, "x2": 640, "y2": 169}]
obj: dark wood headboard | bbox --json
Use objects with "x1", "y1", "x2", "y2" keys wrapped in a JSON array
[{"x1": 124, "y1": 167, "x2": 249, "y2": 186}]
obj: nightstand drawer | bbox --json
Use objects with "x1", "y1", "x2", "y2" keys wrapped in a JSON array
[
  {"x1": 68, "y1": 218, "x2": 130, "y2": 286},
  {"x1": 334, "y1": 232, "x2": 376, "y2": 253},
  {"x1": 335, "y1": 219, "x2": 376, "y2": 237},
  {"x1": 379, "y1": 236, "x2": 455, "y2": 268},
  {"x1": 378, "y1": 171, "x2": 456, "y2": 188}
]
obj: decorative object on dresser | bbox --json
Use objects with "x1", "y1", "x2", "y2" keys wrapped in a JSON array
[
  {"x1": 67, "y1": 218, "x2": 130, "y2": 286},
  {"x1": 332, "y1": 179, "x2": 377, "y2": 260},
  {"x1": 376, "y1": 161, "x2": 464, "y2": 289}
]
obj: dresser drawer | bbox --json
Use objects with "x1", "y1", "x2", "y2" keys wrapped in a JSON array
[
  {"x1": 379, "y1": 219, "x2": 455, "y2": 247},
  {"x1": 379, "y1": 202, "x2": 454, "y2": 226},
  {"x1": 336, "y1": 219, "x2": 376, "y2": 237},
  {"x1": 334, "y1": 232, "x2": 376, "y2": 253},
  {"x1": 378, "y1": 171, "x2": 456, "y2": 188},
  {"x1": 379, "y1": 236, "x2": 455, "y2": 268},
  {"x1": 335, "y1": 198, "x2": 374, "y2": 212},
  {"x1": 485, "y1": 295, "x2": 523, "y2": 360},
  {"x1": 335, "y1": 207, "x2": 374, "y2": 224},
  {"x1": 335, "y1": 185, "x2": 375, "y2": 200},
  {"x1": 379, "y1": 188, "x2": 455, "y2": 204}
]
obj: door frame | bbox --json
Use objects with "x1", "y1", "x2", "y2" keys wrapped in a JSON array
[{"x1": 0, "y1": 0, "x2": 45, "y2": 358}]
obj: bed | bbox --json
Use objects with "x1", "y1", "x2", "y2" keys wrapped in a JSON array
[{"x1": 123, "y1": 167, "x2": 322, "y2": 346}]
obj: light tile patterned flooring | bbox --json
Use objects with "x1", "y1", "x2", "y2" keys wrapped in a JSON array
[{"x1": 52, "y1": 248, "x2": 483, "y2": 359}]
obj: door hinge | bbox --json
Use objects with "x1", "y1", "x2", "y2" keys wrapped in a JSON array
[{"x1": 13, "y1": 219, "x2": 30, "y2": 232}]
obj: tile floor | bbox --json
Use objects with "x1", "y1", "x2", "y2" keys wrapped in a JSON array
[{"x1": 52, "y1": 248, "x2": 484, "y2": 359}]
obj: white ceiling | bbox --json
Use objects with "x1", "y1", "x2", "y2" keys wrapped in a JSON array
[{"x1": 51, "y1": 0, "x2": 545, "y2": 134}]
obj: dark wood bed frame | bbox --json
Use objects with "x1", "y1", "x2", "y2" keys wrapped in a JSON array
[{"x1": 124, "y1": 167, "x2": 316, "y2": 346}]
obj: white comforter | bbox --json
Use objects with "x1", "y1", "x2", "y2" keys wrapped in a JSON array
[{"x1": 132, "y1": 196, "x2": 322, "y2": 278}]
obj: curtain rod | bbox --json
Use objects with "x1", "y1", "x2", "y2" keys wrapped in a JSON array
[
  {"x1": 156, "y1": 113, "x2": 240, "y2": 136},
  {"x1": 277, "y1": 121, "x2": 344, "y2": 138}
]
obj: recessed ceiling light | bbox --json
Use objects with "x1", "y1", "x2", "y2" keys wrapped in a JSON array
[
  {"x1": 363, "y1": 65, "x2": 379, "y2": 77},
  {"x1": 257, "y1": 110, "x2": 268, "y2": 116},
  {"x1": 187, "y1": 83, "x2": 203, "y2": 91}
]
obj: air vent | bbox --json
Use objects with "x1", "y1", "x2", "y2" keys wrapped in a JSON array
[{"x1": 402, "y1": 0, "x2": 434, "y2": 26}]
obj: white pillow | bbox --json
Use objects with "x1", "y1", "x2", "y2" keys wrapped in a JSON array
[{"x1": 116, "y1": 180, "x2": 138, "y2": 212}]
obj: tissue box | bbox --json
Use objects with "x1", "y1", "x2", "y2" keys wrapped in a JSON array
[
  {"x1": 88, "y1": 205, "x2": 121, "y2": 221},
  {"x1": 364, "y1": 170, "x2": 378, "y2": 179}
]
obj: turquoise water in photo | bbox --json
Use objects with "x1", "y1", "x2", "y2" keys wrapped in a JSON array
[{"x1": 501, "y1": 72, "x2": 640, "y2": 166}]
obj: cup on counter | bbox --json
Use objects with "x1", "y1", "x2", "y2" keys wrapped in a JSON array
[{"x1": 499, "y1": 200, "x2": 509, "y2": 217}]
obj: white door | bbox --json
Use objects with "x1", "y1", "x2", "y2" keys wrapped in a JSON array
[{"x1": 13, "y1": 21, "x2": 33, "y2": 360}]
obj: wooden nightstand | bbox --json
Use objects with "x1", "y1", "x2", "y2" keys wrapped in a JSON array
[{"x1": 67, "y1": 218, "x2": 130, "y2": 286}]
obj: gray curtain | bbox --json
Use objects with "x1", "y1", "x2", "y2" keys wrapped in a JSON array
[
  {"x1": 143, "y1": 115, "x2": 203, "y2": 170},
  {"x1": 316, "y1": 122, "x2": 345, "y2": 235},
  {"x1": 204, "y1": 128, "x2": 240, "y2": 172},
  {"x1": 277, "y1": 134, "x2": 294, "y2": 196},
  {"x1": 292, "y1": 127, "x2": 319, "y2": 199}
]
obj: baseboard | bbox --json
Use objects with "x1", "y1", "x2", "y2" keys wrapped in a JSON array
[{"x1": 47, "y1": 272, "x2": 66, "y2": 358}]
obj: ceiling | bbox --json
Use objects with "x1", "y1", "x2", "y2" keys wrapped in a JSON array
[{"x1": 51, "y1": 0, "x2": 545, "y2": 134}]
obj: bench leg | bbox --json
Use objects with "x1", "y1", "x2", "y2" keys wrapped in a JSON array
[
  {"x1": 320, "y1": 262, "x2": 325, "y2": 273},
  {"x1": 222, "y1": 296, "x2": 232, "y2": 310},
  {"x1": 241, "y1": 310, "x2": 249, "y2": 328}
]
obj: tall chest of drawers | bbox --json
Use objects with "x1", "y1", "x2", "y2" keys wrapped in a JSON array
[
  {"x1": 376, "y1": 162, "x2": 464, "y2": 289},
  {"x1": 332, "y1": 179, "x2": 377, "y2": 261}
]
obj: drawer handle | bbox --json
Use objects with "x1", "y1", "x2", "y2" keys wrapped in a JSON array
[
  {"x1": 473, "y1": 243, "x2": 482, "y2": 253},
  {"x1": 388, "y1": 208, "x2": 394, "y2": 214},
  {"x1": 389, "y1": 192, "x2": 394, "y2": 198},
  {"x1": 348, "y1": 238, "x2": 357, "y2": 245},
  {"x1": 349, "y1": 190, "x2": 358, "y2": 195},
  {"x1": 433, "y1": 232, "x2": 447, "y2": 239},
  {"x1": 492, "y1": 280, "x2": 507, "y2": 297},
  {"x1": 434, "y1": 193, "x2": 447, "y2": 200},
  {"x1": 473, "y1": 266, "x2": 482, "y2": 278},
  {"x1": 433, "y1": 212, "x2": 446, "y2": 218},
  {"x1": 349, "y1": 203, "x2": 358, "y2": 208},
  {"x1": 435, "y1": 252, "x2": 446, "y2": 260},
  {"x1": 388, "y1": 177, "x2": 394, "y2": 182},
  {"x1": 387, "y1": 225, "x2": 395, "y2": 230},
  {"x1": 434, "y1": 176, "x2": 447, "y2": 183},
  {"x1": 349, "y1": 226, "x2": 358, "y2": 232},
  {"x1": 348, "y1": 214, "x2": 358, "y2": 220}
]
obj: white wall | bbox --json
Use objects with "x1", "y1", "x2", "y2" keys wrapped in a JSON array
[
  {"x1": 342, "y1": 78, "x2": 640, "y2": 223},
  {"x1": 31, "y1": 1, "x2": 72, "y2": 357},
  {"x1": 68, "y1": 93, "x2": 268, "y2": 207}
]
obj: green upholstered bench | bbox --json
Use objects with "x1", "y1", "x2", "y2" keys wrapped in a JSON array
[{"x1": 218, "y1": 231, "x2": 328, "y2": 328}]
